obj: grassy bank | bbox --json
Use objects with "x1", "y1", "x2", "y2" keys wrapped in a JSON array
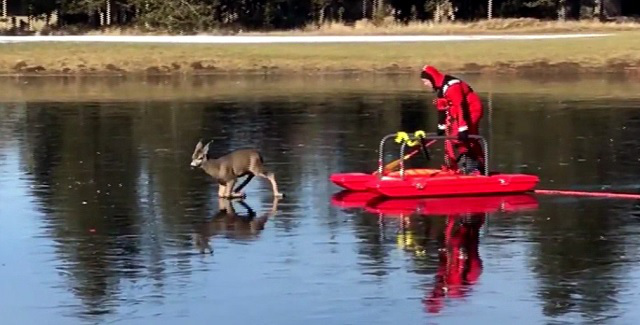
[{"x1": 2, "y1": 24, "x2": 640, "y2": 76}]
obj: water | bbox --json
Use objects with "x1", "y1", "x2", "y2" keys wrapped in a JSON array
[{"x1": 1, "y1": 74, "x2": 640, "y2": 324}]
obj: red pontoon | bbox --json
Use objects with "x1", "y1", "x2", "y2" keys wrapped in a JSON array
[{"x1": 330, "y1": 132, "x2": 539, "y2": 198}]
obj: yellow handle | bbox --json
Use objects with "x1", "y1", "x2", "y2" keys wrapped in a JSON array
[{"x1": 394, "y1": 130, "x2": 427, "y2": 147}]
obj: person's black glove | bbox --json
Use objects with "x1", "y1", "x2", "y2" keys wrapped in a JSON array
[
  {"x1": 458, "y1": 130, "x2": 469, "y2": 141},
  {"x1": 437, "y1": 128, "x2": 445, "y2": 136}
]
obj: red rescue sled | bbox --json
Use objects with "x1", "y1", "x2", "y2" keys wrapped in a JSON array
[
  {"x1": 330, "y1": 132, "x2": 540, "y2": 198},
  {"x1": 366, "y1": 170, "x2": 539, "y2": 198}
]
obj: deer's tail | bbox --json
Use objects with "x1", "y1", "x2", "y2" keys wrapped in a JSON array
[
  {"x1": 253, "y1": 152, "x2": 271, "y2": 175},
  {"x1": 258, "y1": 153, "x2": 277, "y2": 177}
]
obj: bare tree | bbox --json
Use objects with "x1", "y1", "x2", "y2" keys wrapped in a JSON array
[{"x1": 488, "y1": 0, "x2": 493, "y2": 19}]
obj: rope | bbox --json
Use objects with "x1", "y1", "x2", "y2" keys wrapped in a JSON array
[{"x1": 535, "y1": 189, "x2": 640, "y2": 200}]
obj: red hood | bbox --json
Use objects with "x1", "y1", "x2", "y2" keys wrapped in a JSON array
[{"x1": 421, "y1": 65, "x2": 445, "y2": 89}]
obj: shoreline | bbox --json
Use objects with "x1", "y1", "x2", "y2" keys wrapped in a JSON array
[
  {"x1": 0, "y1": 33, "x2": 612, "y2": 44},
  {"x1": 2, "y1": 73, "x2": 640, "y2": 103},
  {"x1": 2, "y1": 59, "x2": 639, "y2": 78},
  {"x1": 1, "y1": 31, "x2": 639, "y2": 77},
  {"x1": 1, "y1": 66, "x2": 639, "y2": 78}
]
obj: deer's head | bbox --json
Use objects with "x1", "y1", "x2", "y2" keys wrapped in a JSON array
[{"x1": 190, "y1": 139, "x2": 211, "y2": 168}]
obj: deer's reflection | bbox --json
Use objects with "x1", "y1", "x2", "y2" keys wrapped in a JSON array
[{"x1": 196, "y1": 198, "x2": 280, "y2": 254}]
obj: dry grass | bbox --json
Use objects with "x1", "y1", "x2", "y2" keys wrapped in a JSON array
[
  {"x1": 1, "y1": 30, "x2": 640, "y2": 76},
  {"x1": 79, "y1": 18, "x2": 640, "y2": 36},
  {"x1": 257, "y1": 18, "x2": 640, "y2": 36}
]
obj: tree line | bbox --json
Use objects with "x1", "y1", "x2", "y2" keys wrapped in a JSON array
[{"x1": 5, "y1": 0, "x2": 638, "y2": 33}]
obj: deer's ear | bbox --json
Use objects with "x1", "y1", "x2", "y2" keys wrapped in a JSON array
[
  {"x1": 194, "y1": 138, "x2": 204, "y2": 152},
  {"x1": 202, "y1": 140, "x2": 212, "y2": 156}
]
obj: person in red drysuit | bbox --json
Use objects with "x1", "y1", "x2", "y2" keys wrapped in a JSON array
[
  {"x1": 420, "y1": 65, "x2": 485, "y2": 174},
  {"x1": 423, "y1": 213, "x2": 485, "y2": 314}
]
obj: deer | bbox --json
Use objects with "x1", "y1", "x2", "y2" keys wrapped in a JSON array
[{"x1": 190, "y1": 139, "x2": 284, "y2": 199}]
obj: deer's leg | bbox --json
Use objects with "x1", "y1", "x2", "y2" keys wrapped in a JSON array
[
  {"x1": 225, "y1": 179, "x2": 244, "y2": 199},
  {"x1": 218, "y1": 183, "x2": 227, "y2": 198},
  {"x1": 266, "y1": 172, "x2": 284, "y2": 198},
  {"x1": 233, "y1": 173, "x2": 254, "y2": 196},
  {"x1": 235, "y1": 200, "x2": 256, "y2": 217},
  {"x1": 253, "y1": 170, "x2": 284, "y2": 198},
  {"x1": 195, "y1": 233, "x2": 212, "y2": 254},
  {"x1": 251, "y1": 196, "x2": 280, "y2": 233},
  {"x1": 224, "y1": 179, "x2": 235, "y2": 198},
  {"x1": 218, "y1": 197, "x2": 233, "y2": 211},
  {"x1": 249, "y1": 161, "x2": 284, "y2": 198}
]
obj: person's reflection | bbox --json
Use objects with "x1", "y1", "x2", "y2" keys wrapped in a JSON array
[
  {"x1": 368, "y1": 195, "x2": 537, "y2": 314},
  {"x1": 195, "y1": 198, "x2": 280, "y2": 254},
  {"x1": 395, "y1": 211, "x2": 485, "y2": 314},
  {"x1": 423, "y1": 213, "x2": 484, "y2": 314}
]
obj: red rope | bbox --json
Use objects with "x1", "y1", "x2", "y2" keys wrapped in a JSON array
[{"x1": 535, "y1": 189, "x2": 640, "y2": 200}]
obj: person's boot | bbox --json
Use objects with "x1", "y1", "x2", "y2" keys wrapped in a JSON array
[{"x1": 458, "y1": 154, "x2": 481, "y2": 175}]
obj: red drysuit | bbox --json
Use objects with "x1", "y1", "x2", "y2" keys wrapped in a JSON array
[{"x1": 420, "y1": 65, "x2": 485, "y2": 173}]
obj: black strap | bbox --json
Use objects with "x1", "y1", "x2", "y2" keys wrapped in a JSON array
[{"x1": 418, "y1": 136, "x2": 431, "y2": 161}]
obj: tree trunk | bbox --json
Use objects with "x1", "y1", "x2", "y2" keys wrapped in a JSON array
[
  {"x1": 487, "y1": 0, "x2": 493, "y2": 19},
  {"x1": 558, "y1": 0, "x2": 582, "y2": 20},
  {"x1": 106, "y1": 0, "x2": 111, "y2": 26},
  {"x1": 558, "y1": 0, "x2": 567, "y2": 21},
  {"x1": 603, "y1": 0, "x2": 621, "y2": 17},
  {"x1": 362, "y1": 0, "x2": 366, "y2": 19},
  {"x1": 373, "y1": 0, "x2": 384, "y2": 18},
  {"x1": 594, "y1": 0, "x2": 602, "y2": 21}
]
